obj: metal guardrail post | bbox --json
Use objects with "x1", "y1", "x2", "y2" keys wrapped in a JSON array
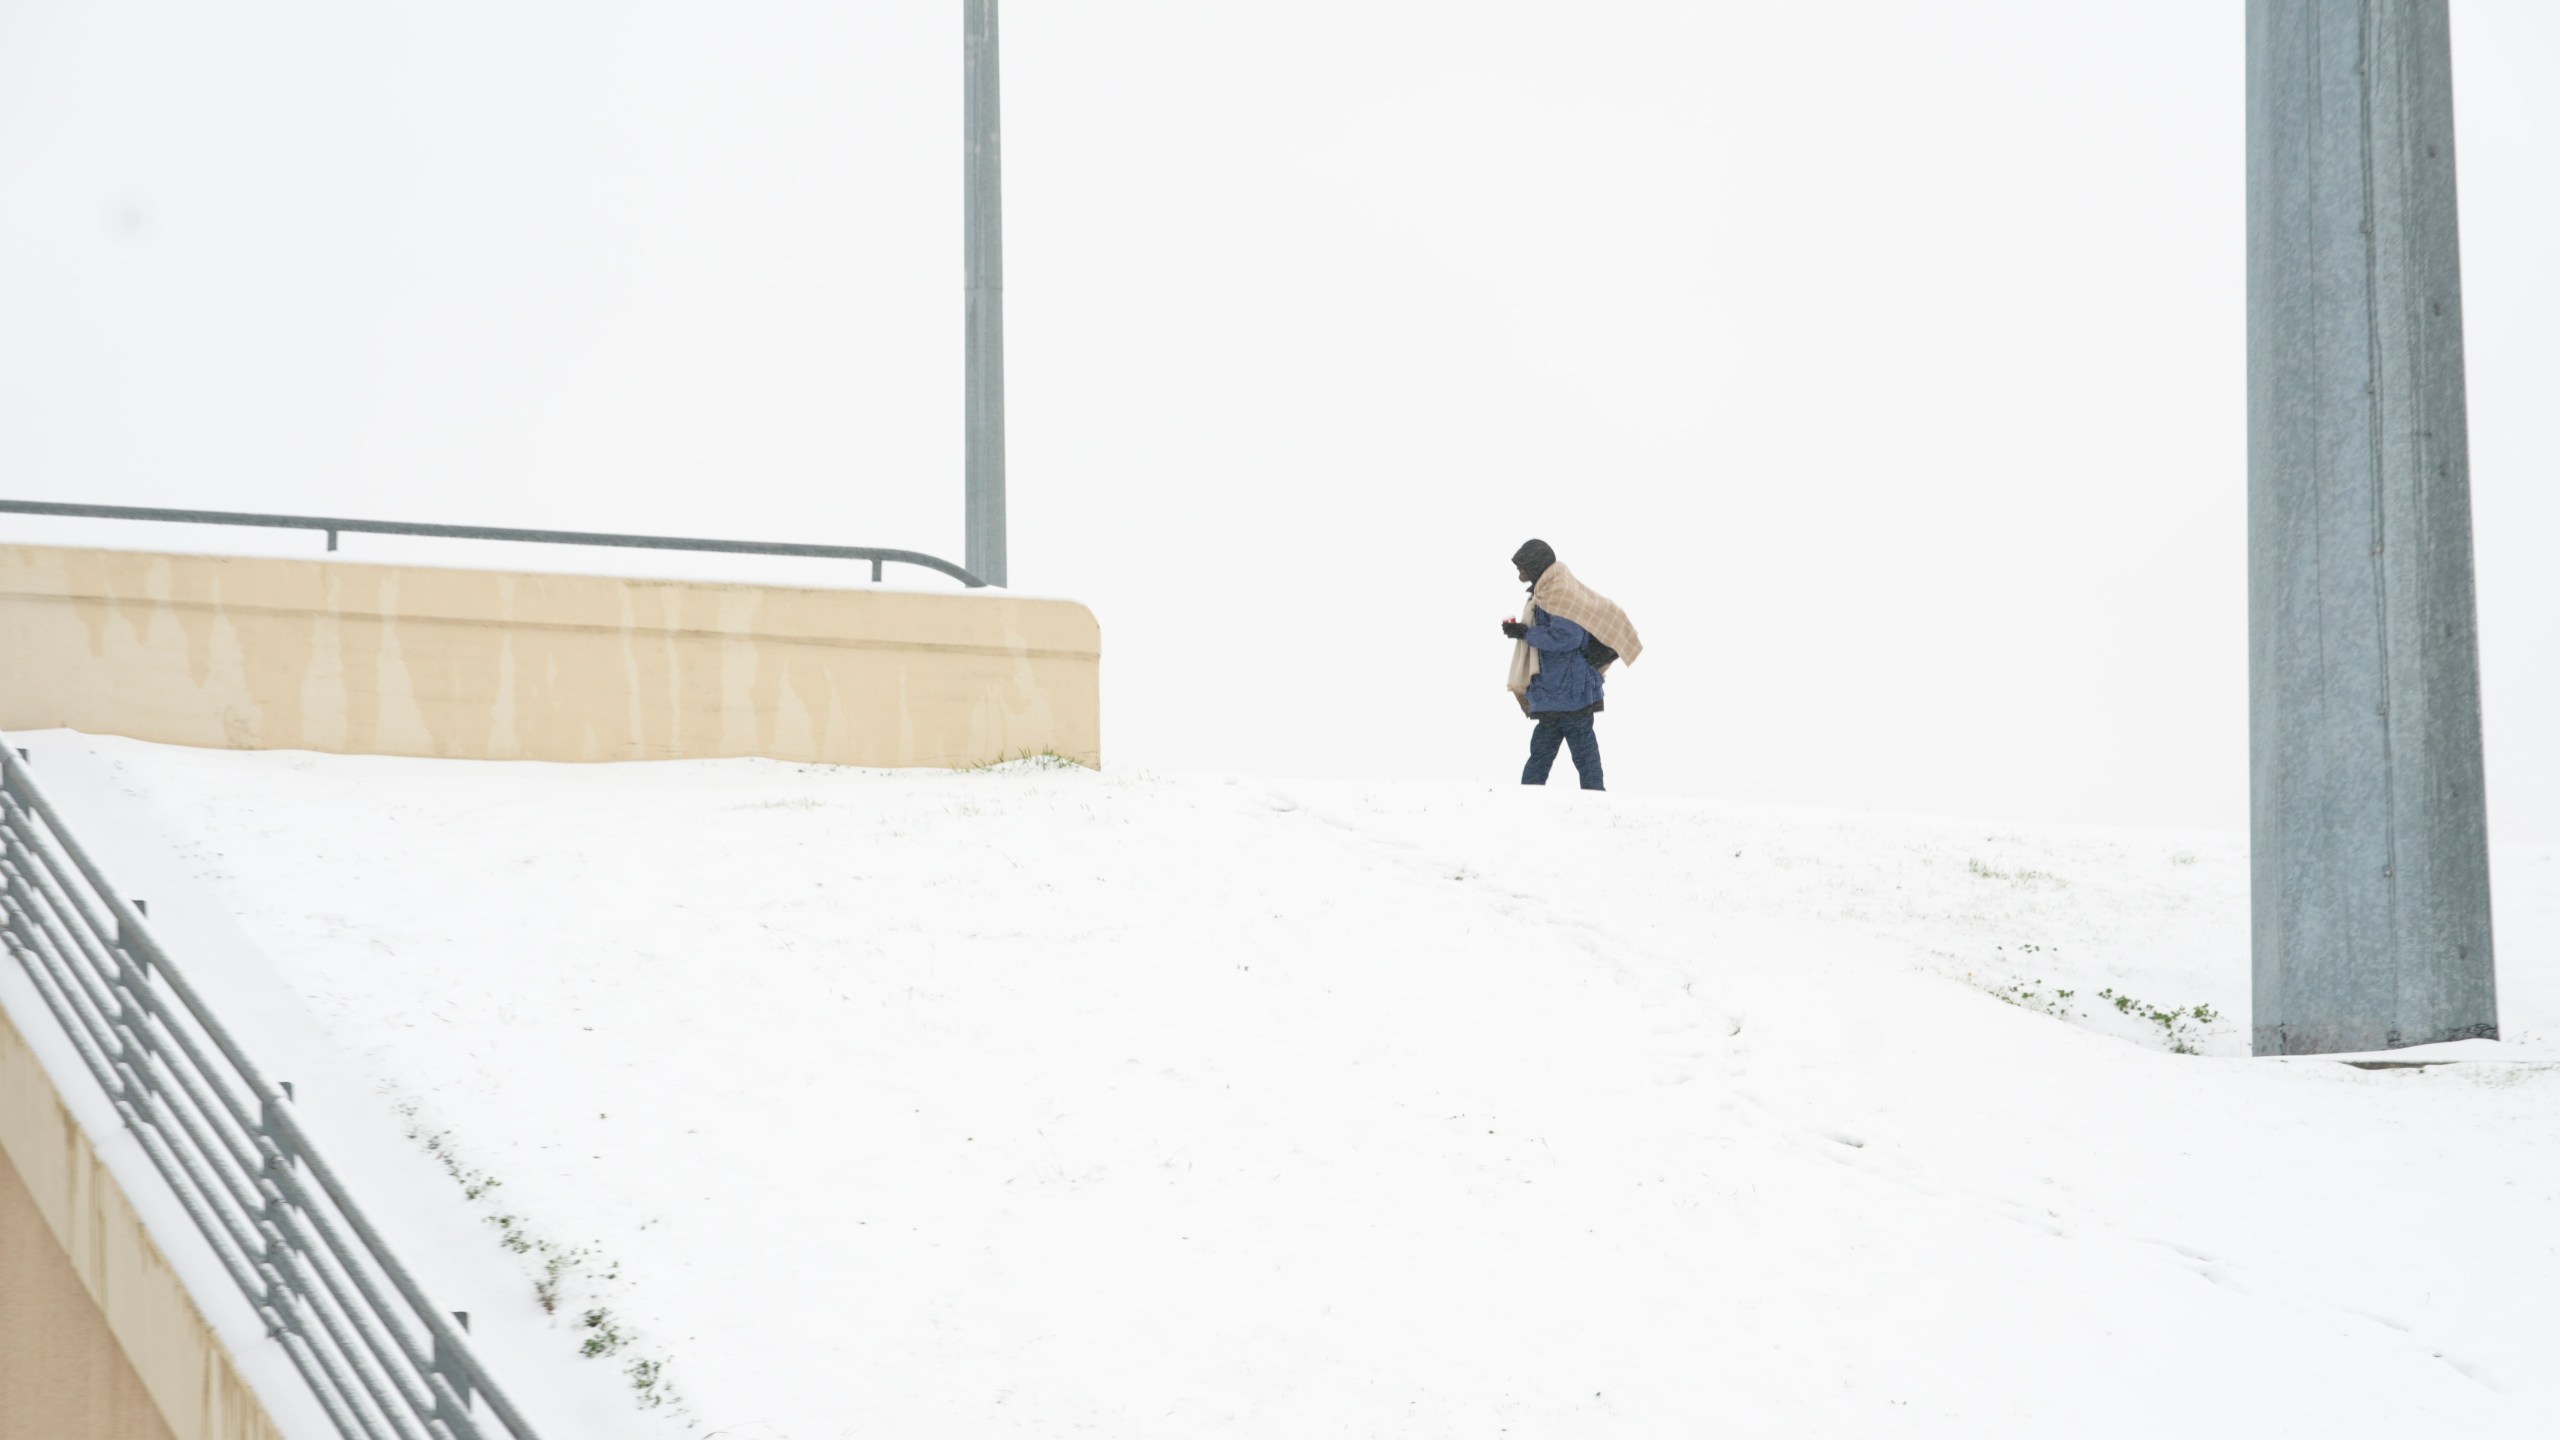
[
  {"x1": 255, "y1": 1081, "x2": 299, "y2": 1352},
  {"x1": 432, "y1": 1313, "x2": 478, "y2": 1431},
  {"x1": 0, "y1": 798, "x2": 29, "y2": 984}
]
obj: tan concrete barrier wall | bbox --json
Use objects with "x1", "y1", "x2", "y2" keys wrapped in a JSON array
[
  {"x1": 0, "y1": 1005, "x2": 283, "y2": 1440},
  {"x1": 0, "y1": 544, "x2": 1101, "y2": 768}
]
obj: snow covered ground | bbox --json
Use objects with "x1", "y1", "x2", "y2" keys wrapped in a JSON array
[{"x1": 24, "y1": 732, "x2": 2560, "y2": 1438}]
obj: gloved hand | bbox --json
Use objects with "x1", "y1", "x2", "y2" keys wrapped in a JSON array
[{"x1": 1500, "y1": 619, "x2": 1529, "y2": 640}]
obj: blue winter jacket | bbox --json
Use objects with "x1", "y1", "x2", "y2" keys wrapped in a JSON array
[{"x1": 1523, "y1": 607, "x2": 1605, "y2": 714}]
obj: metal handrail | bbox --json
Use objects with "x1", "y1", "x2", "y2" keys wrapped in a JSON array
[
  {"x1": 0, "y1": 499, "x2": 988, "y2": 588},
  {"x1": 0, "y1": 742, "x2": 543, "y2": 1440}
]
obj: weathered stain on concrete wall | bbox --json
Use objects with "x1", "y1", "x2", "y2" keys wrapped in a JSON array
[
  {"x1": 0, "y1": 1005, "x2": 283, "y2": 1440},
  {"x1": 0, "y1": 545, "x2": 1101, "y2": 768},
  {"x1": 0, "y1": 1148, "x2": 180, "y2": 1440}
]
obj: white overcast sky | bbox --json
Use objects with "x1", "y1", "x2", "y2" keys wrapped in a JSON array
[{"x1": 1, "y1": 2, "x2": 2553, "y2": 837}]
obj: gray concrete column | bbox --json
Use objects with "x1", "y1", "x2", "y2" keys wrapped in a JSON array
[
  {"x1": 964, "y1": 0, "x2": 1007, "y2": 587},
  {"x1": 2247, "y1": 0, "x2": 2494, "y2": 1055}
]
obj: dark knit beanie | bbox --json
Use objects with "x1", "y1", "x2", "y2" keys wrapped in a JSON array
[{"x1": 1512, "y1": 538, "x2": 1557, "y2": 581}]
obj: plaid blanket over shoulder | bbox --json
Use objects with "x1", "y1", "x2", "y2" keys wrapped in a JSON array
[{"x1": 1505, "y1": 562, "x2": 1643, "y2": 696}]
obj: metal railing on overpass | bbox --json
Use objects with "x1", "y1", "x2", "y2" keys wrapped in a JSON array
[
  {"x1": 0, "y1": 741, "x2": 544, "y2": 1440},
  {"x1": 0, "y1": 499, "x2": 989, "y2": 588}
]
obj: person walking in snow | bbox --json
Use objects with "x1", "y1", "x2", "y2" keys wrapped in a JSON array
[{"x1": 1502, "y1": 538, "x2": 1643, "y2": 791}]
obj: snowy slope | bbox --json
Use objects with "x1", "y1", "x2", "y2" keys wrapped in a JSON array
[{"x1": 35, "y1": 731, "x2": 2560, "y2": 1439}]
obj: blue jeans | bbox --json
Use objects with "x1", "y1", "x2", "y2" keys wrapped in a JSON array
[{"x1": 1522, "y1": 711, "x2": 1603, "y2": 790}]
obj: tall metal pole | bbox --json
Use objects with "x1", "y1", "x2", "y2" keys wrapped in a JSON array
[
  {"x1": 2247, "y1": 0, "x2": 2494, "y2": 1055},
  {"x1": 964, "y1": 0, "x2": 1007, "y2": 587}
]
